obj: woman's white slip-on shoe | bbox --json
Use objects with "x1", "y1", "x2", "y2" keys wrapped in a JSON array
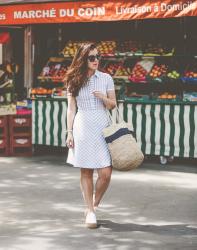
[{"x1": 85, "y1": 211, "x2": 97, "y2": 229}]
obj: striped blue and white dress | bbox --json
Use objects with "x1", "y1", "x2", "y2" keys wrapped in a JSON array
[{"x1": 67, "y1": 70, "x2": 115, "y2": 169}]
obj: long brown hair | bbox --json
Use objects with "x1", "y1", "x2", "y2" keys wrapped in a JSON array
[{"x1": 64, "y1": 43, "x2": 97, "y2": 97}]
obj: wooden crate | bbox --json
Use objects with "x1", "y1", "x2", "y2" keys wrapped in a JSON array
[
  {"x1": 9, "y1": 114, "x2": 32, "y2": 156},
  {"x1": 0, "y1": 116, "x2": 9, "y2": 156}
]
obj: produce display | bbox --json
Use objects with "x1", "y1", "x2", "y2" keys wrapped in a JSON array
[
  {"x1": 62, "y1": 40, "x2": 117, "y2": 57},
  {"x1": 116, "y1": 41, "x2": 141, "y2": 54},
  {"x1": 143, "y1": 42, "x2": 174, "y2": 56},
  {"x1": 30, "y1": 87, "x2": 53, "y2": 98},
  {"x1": 149, "y1": 64, "x2": 168, "y2": 78},
  {"x1": 158, "y1": 92, "x2": 177, "y2": 100},
  {"x1": 97, "y1": 41, "x2": 116, "y2": 56},
  {"x1": 144, "y1": 43, "x2": 163, "y2": 54},
  {"x1": 167, "y1": 70, "x2": 180, "y2": 79},
  {"x1": 181, "y1": 62, "x2": 197, "y2": 83},
  {"x1": 30, "y1": 87, "x2": 67, "y2": 99},
  {"x1": 115, "y1": 41, "x2": 173, "y2": 56},
  {"x1": 130, "y1": 64, "x2": 148, "y2": 81},
  {"x1": 103, "y1": 62, "x2": 131, "y2": 77},
  {"x1": 184, "y1": 66, "x2": 197, "y2": 78},
  {"x1": 129, "y1": 59, "x2": 154, "y2": 82},
  {"x1": 114, "y1": 65, "x2": 132, "y2": 77},
  {"x1": 62, "y1": 41, "x2": 93, "y2": 57},
  {"x1": 34, "y1": 40, "x2": 197, "y2": 103},
  {"x1": 184, "y1": 71, "x2": 197, "y2": 78},
  {"x1": 39, "y1": 63, "x2": 68, "y2": 82},
  {"x1": 61, "y1": 40, "x2": 174, "y2": 57},
  {"x1": 38, "y1": 57, "x2": 70, "y2": 83},
  {"x1": 103, "y1": 62, "x2": 121, "y2": 76}
]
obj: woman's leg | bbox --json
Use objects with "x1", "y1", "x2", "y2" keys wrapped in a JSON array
[
  {"x1": 80, "y1": 168, "x2": 94, "y2": 212},
  {"x1": 94, "y1": 166, "x2": 112, "y2": 207}
]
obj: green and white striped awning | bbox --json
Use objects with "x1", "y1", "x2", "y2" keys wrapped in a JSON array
[
  {"x1": 32, "y1": 99, "x2": 197, "y2": 158},
  {"x1": 32, "y1": 99, "x2": 67, "y2": 147},
  {"x1": 123, "y1": 102, "x2": 197, "y2": 158}
]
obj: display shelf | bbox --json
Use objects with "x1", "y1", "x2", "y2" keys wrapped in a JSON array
[
  {"x1": 113, "y1": 76, "x2": 129, "y2": 80},
  {"x1": 103, "y1": 54, "x2": 197, "y2": 59},
  {"x1": 48, "y1": 57, "x2": 69, "y2": 62},
  {"x1": 115, "y1": 75, "x2": 197, "y2": 85},
  {"x1": 123, "y1": 97, "x2": 197, "y2": 105},
  {"x1": 40, "y1": 54, "x2": 197, "y2": 65},
  {"x1": 37, "y1": 76, "x2": 65, "y2": 83},
  {"x1": 34, "y1": 97, "x2": 67, "y2": 101},
  {"x1": 34, "y1": 45, "x2": 197, "y2": 104},
  {"x1": 181, "y1": 77, "x2": 197, "y2": 83}
]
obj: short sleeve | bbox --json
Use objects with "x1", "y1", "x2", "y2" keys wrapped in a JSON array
[{"x1": 107, "y1": 75, "x2": 115, "y2": 91}]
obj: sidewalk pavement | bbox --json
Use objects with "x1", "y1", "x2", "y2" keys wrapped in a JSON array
[{"x1": 0, "y1": 155, "x2": 197, "y2": 250}]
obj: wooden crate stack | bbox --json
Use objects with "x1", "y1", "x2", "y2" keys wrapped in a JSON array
[
  {"x1": 9, "y1": 114, "x2": 32, "y2": 156},
  {"x1": 0, "y1": 116, "x2": 9, "y2": 156}
]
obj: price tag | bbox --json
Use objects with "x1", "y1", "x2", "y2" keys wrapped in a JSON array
[
  {"x1": 43, "y1": 66, "x2": 50, "y2": 76},
  {"x1": 15, "y1": 118, "x2": 27, "y2": 124},
  {"x1": 16, "y1": 139, "x2": 28, "y2": 144},
  {"x1": 55, "y1": 64, "x2": 61, "y2": 70}
]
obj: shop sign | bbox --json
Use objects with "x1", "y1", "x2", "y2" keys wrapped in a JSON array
[{"x1": 0, "y1": 0, "x2": 196, "y2": 25}]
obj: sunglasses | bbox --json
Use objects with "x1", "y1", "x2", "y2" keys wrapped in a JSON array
[{"x1": 87, "y1": 54, "x2": 101, "y2": 62}]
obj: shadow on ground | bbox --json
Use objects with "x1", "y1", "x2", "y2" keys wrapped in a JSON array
[{"x1": 0, "y1": 155, "x2": 197, "y2": 250}]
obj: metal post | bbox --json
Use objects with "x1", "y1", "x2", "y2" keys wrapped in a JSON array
[{"x1": 24, "y1": 25, "x2": 34, "y2": 97}]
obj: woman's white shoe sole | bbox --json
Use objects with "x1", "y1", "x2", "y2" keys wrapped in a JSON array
[
  {"x1": 85, "y1": 211, "x2": 97, "y2": 229},
  {"x1": 86, "y1": 222, "x2": 98, "y2": 229}
]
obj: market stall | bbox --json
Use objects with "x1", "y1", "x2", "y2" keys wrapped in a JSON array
[
  {"x1": 0, "y1": 28, "x2": 33, "y2": 156},
  {"x1": 1, "y1": 0, "x2": 197, "y2": 162}
]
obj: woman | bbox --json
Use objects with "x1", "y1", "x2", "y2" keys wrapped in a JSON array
[{"x1": 65, "y1": 43, "x2": 116, "y2": 229}]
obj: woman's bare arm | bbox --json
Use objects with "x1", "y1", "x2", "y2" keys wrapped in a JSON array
[
  {"x1": 67, "y1": 95, "x2": 77, "y2": 132},
  {"x1": 93, "y1": 90, "x2": 117, "y2": 110},
  {"x1": 103, "y1": 90, "x2": 117, "y2": 110}
]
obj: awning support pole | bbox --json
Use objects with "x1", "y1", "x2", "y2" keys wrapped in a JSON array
[{"x1": 24, "y1": 25, "x2": 34, "y2": 97}]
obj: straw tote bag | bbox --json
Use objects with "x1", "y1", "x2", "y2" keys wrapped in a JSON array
[{"x1": 103, "y1": 107, "x2": 144, "y2": 171}]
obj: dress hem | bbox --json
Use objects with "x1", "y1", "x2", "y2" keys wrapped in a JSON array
[{"x1": 71, "y1": 164, "x2": 112, "y2": 169}]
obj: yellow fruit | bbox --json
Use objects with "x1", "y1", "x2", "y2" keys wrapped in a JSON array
[{"x1": 6, "y1": 64, "x2": 12, "y2": 73}]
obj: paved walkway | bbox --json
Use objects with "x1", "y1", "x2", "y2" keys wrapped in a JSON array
[{"x1": 0, "y1": 156, "x2": 197, "y2": 250}]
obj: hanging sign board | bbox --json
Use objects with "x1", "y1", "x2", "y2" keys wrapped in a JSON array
[{"x1": 0, "y1": 0, "x2": 196, "y2": 25}]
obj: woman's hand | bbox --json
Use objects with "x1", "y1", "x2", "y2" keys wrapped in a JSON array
[
  {"x1": 66, "y1": 132, "x2": 74, "y2": 148},
  {"x1": 93, "y1": 90, "x2": 116, "y2": 110},
  {"x1": 92, "y1": 91, "x2": 105, "y2": 100}
]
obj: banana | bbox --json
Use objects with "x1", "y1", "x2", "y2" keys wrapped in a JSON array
[{"x1": 6, "y1": 64, "x2": 12, "y2": 73}]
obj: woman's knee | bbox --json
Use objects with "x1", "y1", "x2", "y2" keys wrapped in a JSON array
[
  {"x1": 98, "y1": 167, "x2": 112, "y2": 183},
  {"x1": 81, "y1": 169, "x2": 94, "y2": 179}
]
